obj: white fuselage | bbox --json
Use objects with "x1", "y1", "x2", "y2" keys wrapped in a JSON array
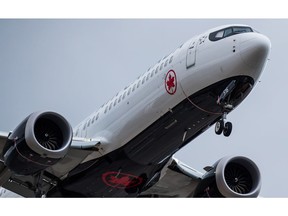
[{"x1": 72, "y1": 25, "x2": 271, "y2": 160}]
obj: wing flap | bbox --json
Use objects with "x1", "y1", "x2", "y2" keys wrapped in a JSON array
[{"x1": 140, "y1": 157, "x2": 203, "y2": 197}]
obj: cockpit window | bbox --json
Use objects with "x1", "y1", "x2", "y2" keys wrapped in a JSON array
[
  {"x1": 209, "y1": 26, "x2": 253, "y2": 41},
  {"x1": 224, "y1": 28, "x2": 233, "y2": 37},
  {"x1": 215, "y1": 30, "x2": 224, "y2": 39},
  {"x1": 235, "y1": 26, "x2": 253, "y2": 33}
]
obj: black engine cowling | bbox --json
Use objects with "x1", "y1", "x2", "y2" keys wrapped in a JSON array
[
  {"x1": 193, "y1": 156, "x2": 261, "y2": 197},
  {"x1": 2, "y1": 111, "x2": 73, "y2": 175}
]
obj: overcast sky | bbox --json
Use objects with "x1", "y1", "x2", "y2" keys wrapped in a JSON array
[{"x1": 0, "y1": 19, "x2": 286, "y2": 197}]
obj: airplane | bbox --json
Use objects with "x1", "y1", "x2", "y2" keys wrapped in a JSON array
[{"x1": 0, "y1": 24, "x2": 271, "y2": 197}]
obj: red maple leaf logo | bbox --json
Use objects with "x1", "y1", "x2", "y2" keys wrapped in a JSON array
[
  {"x1": 166, "y1": 74, "x2": 175, "y2": 90},
  {"x1": 165, "y1": 70, "x2": 177, "y2": 95},
  {"x1": 102, "y1": 172, "x2": 143, "y2": 189},
  {"x1": 108, "y1": 176, "x2": 132, "y2": 187}
]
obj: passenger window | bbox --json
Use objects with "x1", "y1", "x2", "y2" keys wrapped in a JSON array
[
  {"x1": 122, "y1": 91, "x2": 126, "y2": 100},
  {"x1": 160, "y1": 63, "x2": 164, "y2": 70},
  {"x1": 113, "y1": 99, "x2": 117, "y2": 106},
  {"x1": 104, "y1": 106, "x2": 108, "y2": 113},
  {"x1": 137, "y1": 80, "x2": 141, "y2": 88},
  {"x1": 142, "y1": 76, "x2": 146, "y2": 84},
  {"x1": 155, "y1": 66, "x2": 159, "y2": 74},
  {"x1": 96, "y1": 113, "x2": 99, "y2": 120},
  {"x1": 118, "y1": 96, "x2": 121, "y2": 103},
  {"x1": 164, "y1": 59, "x2": 168, "y2": 67},
  {"x1": 109, "y1": 102, "x2": 113, "y2": 110},
  {"x1": 128, "y1": 88, "x2": 131, "y2": 95},
  {"x1": 150, "y1": 70, "x2": 154, "y2": 78},
  {"x1": 132, "y1": 84, "x2": 136, "y2": 91},
  {"x1": 146, "y1": 74, "x2": 149, "y2": 81},
  {"x1": 169, "y1": 56, "x2": 173, "y2": 64}
]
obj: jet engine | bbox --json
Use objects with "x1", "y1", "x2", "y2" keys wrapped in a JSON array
[
  {"x1": 193, "y1": 156, "x2": 261, "y2": 197},
  {"x1": 2, "y1": 111, "x2": 73, "y2": 175}
]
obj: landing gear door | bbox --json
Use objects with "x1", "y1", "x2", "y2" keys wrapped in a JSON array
[{"x1": 186, "y1": 38, "x2": 198, "y2": 68}]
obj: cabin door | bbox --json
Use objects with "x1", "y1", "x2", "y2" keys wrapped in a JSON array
[{"x1": 186, "y1": 38, "x2": 198, "y2": 68}]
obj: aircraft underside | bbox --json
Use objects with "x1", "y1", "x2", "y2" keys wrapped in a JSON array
[{"x1": 46, "y1": 75, "x2": 254, "y2": 197}]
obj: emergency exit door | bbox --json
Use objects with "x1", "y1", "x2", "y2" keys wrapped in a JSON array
[{"x1": 186, "y1": 39, "x2": 197, "y2": 68}]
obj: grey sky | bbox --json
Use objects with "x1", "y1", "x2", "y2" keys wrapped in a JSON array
[{"x1": 0, "y1": 19, "x2": 285, "y2": 197}]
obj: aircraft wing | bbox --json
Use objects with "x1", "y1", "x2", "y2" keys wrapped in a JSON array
[
  {"x1": 1, "y1": 130, "x2": 203, "y2": 197},
  {"x1": 0, "y1": 132, "x2": 207, "y2": 197},
  {"x1": 139, "y1": 157, "x2": 203, "y2": 197},
  {"x1": 140, "y1": 155, "x2": 262, "y2": 198},
  {"x1": 0, "y1": 131, "x2": 101, "y2": 197}
]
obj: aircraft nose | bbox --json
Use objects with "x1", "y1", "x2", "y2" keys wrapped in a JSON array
[{"x1": 239, "y1": 33, "x2": 271, "y2": 70}]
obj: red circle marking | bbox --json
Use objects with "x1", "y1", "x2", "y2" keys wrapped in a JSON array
[
  {"x1": 165, "y1": 70, "x2": 177, "y2": 95},
  {"x1": 102, "y1": 171, "x2": 143, "y2": 189}
]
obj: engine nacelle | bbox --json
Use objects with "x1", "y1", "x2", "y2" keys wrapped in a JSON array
[
  {"x1": 2, "y1": 111, "x2": 73, "y2": 175},
  {"x1": 193, "y1": 156, "x2": 261, "y2": 197}
]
